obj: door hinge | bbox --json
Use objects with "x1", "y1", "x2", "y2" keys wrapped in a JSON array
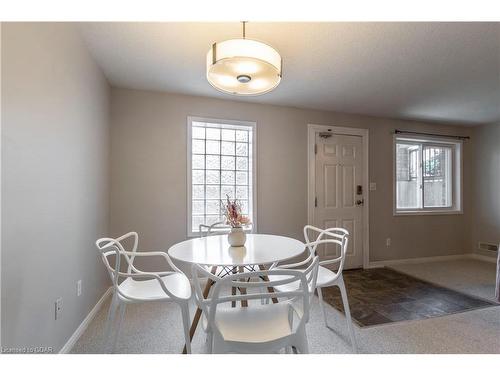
[
  {"x1": 315, "y1": 197, "x2": 318, "y2": 207},
  {"x1": 314, "y1": 144, "x2": 317, "y2": 154}
]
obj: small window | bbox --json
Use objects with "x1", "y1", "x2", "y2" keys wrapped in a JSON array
[
  {"x1": 187, "y1": 117, "x2": 256, "y2": 236},
  {"x1": 394, "y1": 136, "x2": 462, "y2": 214}
]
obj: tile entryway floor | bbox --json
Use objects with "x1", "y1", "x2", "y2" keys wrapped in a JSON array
[{"x1": 320, "y1": 267, "x2": 497, "y2": 327}]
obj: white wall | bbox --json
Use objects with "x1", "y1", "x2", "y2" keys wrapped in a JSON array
[
  {"x1": 471, "y1": 122, "x2": 500, "y2": 257},
  {"x1": 109, "y1": 88, "x2": 474, "y2": 270},
  {"x1": 1, "y1": 23, "x2": 110, "y2": 351}
]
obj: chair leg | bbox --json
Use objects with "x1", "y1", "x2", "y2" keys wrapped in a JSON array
[
  {"x1": 212, "y1": 336, "x2": 225, "y2": 354},
  {"x1": 338, "y1": 277, "x2": 357, "y2": 353},
  {"x1": 180, "y1": 303, "x2": 192, "y2": 354},
  {"x1": 104, "y1": 293, "x2": 119, "y2": 352},
  {"x1": 298, "y1": 342, "x2": 309, "y2": 354},
  {"x1": 231, "y1": 267, "x2": 237, "y2": 308},
  {"x1": 317, "y1": 287, "x2": 328, "y2": 327},
  {"x1": 112, "y1": 301, "x2": 127, "y2": 353},
  {"x1": 295, "y1": 329, "x2": 309, "y2": 354},
  {"x1": 206, "y1": 330, "x2": 213, "y2": 354}
]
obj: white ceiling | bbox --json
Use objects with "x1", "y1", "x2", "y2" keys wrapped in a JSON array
[{"x1": 80, "y1": 22, "x2": 500, "y2": 125}]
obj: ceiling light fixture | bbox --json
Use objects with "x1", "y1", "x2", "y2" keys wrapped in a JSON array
[{"x1": 206, "y1": 22, "x2": 282, "y2": 96}]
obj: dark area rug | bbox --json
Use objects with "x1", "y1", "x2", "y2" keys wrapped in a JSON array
[{"x1": 320, "y1": 267, "x2": 497, "y2": 327}]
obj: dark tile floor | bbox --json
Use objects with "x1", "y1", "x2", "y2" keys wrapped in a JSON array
[{"x1": 320, "y1": 268, "x2": 497, "y2": 327}]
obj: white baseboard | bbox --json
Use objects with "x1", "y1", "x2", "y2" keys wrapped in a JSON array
[
  {"x1": 59, "y1": 287, "x2": 112, "y2": 354},
  {"x1": 365, "y1": 253, "x2": 494, "y2": 269},
  {"x1": 468, "y1": 253, "x2": 498, "y2": 264}
]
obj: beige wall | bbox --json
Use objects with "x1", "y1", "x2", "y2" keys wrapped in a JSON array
[
  {"x1": 110, "y1": 88, "x2": 474, "y2": 269},
  {"x1": 471, "y1": 122, "x2": 500, "y2": 257},
  {"x1": 1, "y1": 23, "x2": 110, "y2": 351}
]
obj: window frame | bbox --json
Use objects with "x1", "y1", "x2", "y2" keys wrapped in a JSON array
[
  {"x1": 393, "y1": 134, "x2": 463, "y2": 216},
  {"x1": 187, "y1": 116, "x2": 257, "y2": 237},
  {"x1": 408, "y1": 147, "x2": 419, "y2": 181}
]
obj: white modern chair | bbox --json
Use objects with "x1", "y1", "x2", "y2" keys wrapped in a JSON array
[
  {"x1": 96, "y1": 232, "x2": 193, "y2": 353},
  {"x1": 272, "y1": 225, "x2": 357, "y2": 352},
  {"x1": 266, "y1": 250, "x2": 321, "y2": 305},
  {"x1": 199, "y1": 221, "x2": 231, "y2": 237},
  {"x1": 191, "y1": 257, "x2": 319, "y2": 354}
]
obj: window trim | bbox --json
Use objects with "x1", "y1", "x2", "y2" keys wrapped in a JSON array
[
  {"x1": 187, "y1": 116, "x2": 257, "y2": 237},
  {"x1": 408, "y1": 147, "x2": 419, "y2": 181},
  {"x1": 393, "y1": 134, "x2": 463, "y2": 216}
]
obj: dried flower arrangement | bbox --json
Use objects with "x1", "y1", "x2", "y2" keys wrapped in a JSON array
[{"x1": 221, "y1": 195, "x2": 251, "y2": 228}]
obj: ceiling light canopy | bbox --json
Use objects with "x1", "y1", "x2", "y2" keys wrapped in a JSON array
[{"x1": 206, "y1": 22, "x2": 282, "y2": 96}]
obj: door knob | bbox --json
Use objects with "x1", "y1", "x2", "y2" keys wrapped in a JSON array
[{"x1": 356, "y1": 199, "x2": 364, "y2": 206}]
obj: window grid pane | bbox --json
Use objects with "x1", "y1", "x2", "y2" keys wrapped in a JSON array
[
  {"x1": 423, "y1": 145, "x2": 452, "y2": 208},
  {"x1": 396, "y1": 143, "x2": 422, "y2": 210},
  {"x1": 191, "y1": 121, "x2": 253, "y2": 231}
]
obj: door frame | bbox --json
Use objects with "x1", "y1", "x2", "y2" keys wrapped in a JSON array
[{"x1": 307, "y1": 124, "x2": 370, "y2": 269}]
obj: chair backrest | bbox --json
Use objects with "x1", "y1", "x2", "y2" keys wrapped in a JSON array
[
  {"x1": 192, "y1": 258, "x2": 319, "y2": 340},
  {"x1": 199, "y1": 221, "x2": 231, "y2": 237},
  {"x1": 271, "y1": 250, "x2": 320, "y2": 295},
  {"x1": 96, "y1": 233, "x2": 182, "y2": 302},
  {"x1": 303, "y1": 225, "x2": 349, "y2": 276},
  {"x1": 95, "y1": 232, "x2": 139, "y2": 287}
]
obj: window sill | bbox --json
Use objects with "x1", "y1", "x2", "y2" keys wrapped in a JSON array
[{"x1": 394, "y1": 209, "x2": 463, "y2": 216}]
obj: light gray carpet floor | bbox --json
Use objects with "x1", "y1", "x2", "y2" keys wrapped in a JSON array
[
  {"x1": 71, "y1": 260, "x2": 500, "y2": 354},
  {"x1": 390, "y1": 259, "x2": 497, "y2": 302}
]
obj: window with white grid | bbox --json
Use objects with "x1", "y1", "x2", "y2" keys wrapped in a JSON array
[
  {"x1": 187, "y1": 117, "x2": 255, "y2": 235},
  {"x1": 394, "y1": 135, "x2": 462, "y2": 215}
]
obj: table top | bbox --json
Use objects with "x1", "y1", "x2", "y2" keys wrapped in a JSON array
[{"x1": 168, "y1": 233, "x2": 306, "y2": 266}]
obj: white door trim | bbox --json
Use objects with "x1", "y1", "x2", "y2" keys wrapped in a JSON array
[{"x1": 307, "y1": 124, "x2": 370, "y2": 269}]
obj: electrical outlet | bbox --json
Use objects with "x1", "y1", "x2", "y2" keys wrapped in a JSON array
[
  {"x1": 55, "y1": 297, "x2": 63, "y2": 320},
  {"x1": 77, "y1": 280, "x2": 82, "y2": 297},
  {"x1": 369, "y1": 182, "x2": 377, "y2": 191},
  {"x1": 386, "y1": 238, "x2": 391, "y2": 247}
]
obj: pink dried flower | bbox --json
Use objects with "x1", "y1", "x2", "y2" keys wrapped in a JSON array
[{"x1": 221, "y1": 195, "x2": 251, "y2": 228}]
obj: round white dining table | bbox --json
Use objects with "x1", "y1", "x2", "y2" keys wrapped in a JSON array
[
  {"x1": 168, "y1": 233, "x2": 306, "y2": 353},
  {"x1": 168, "y1": 233, "x2": 306, "y2": 267}
]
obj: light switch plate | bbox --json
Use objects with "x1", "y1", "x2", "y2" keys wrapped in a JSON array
[
  {"x1": 55, "y1": 297, "x2": 63, "y2": 320},
  {"x1": 369, "y1": 182, "x2": 377, "y2": 191}
]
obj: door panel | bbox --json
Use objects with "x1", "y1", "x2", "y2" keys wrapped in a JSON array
[
  {"x1": 314, "y1": 133, "x2": 364, "y2": 269},
  {"x1": 342, "y1": 165, "x2": 355, "y2": 207},
  {"x1": 324, "y1": 144, "x2": 336, "y2": 156},
  {"x1": 324, "y1": 165, "x2": 338, "y2": 208}
]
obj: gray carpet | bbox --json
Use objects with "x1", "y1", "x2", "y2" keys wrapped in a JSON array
[
  {"x1": 71, "y1": 260, "x2": 500, "y2": 354},
  {"x1": 390, "y1": 259, "x2": 497, "y2": 302}
]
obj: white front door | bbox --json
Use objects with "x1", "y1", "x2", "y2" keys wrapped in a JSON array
[{"x1": 314, "y1": 131, "x2": 364, "y2": 269}]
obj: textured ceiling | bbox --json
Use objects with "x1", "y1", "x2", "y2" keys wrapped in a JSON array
[{"x1": 80, "y1": 22, "x2": 500, "y2": 125}]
